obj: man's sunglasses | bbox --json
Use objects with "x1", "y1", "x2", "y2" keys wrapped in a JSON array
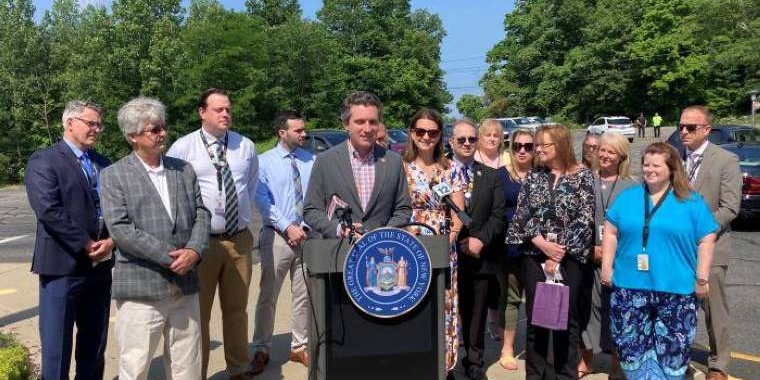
[
  {"x1": 455, "y1": 136, "x2": 478, "y2": 145},
  {"x1": 410, "y1": 127, "x2": 441, "y2": 139},
  {"x1": 512, "y1": 142, "x2": 534, "y2": 152},
  {"x1": 678, "y1": 123, "x2": 705, "y2": 133}
]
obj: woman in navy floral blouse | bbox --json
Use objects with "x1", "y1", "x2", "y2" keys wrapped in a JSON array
[{"x1": 506, "y1": 124, "x2": 595, "y2": 379}]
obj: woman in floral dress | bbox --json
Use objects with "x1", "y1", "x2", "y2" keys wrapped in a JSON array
[{"x1": 401, "y1": 108, "x2": 465, "y2": 372}]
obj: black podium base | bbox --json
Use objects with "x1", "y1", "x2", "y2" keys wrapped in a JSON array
[{"x1": 321, "y1": 275, "x2": 439, "y2": 379}]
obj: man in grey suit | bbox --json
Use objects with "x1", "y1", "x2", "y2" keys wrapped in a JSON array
[
  {"x1": 679, "y1": 105, "x2": 742, "y2": 380},
  {"x1": 304, "y1": 91, "x2": 412, "y2": 238},
  {"x1": 101, "y1": 97, "x2": 211, "y2": 380}
]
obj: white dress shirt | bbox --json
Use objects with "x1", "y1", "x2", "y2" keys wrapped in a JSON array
[
  {"x1": 135, "y1": 155, "x2": 173, "y2": 222},
  {"x1": 167, "y1": 128, "x2": 259, "y2": 234}
]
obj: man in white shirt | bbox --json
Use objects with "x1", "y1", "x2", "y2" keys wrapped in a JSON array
[
  {"x1": 167, "y1": 88, "x2": 259, "y2": 380},
  {"x1": 679, "y1": 106, "x2": 741, "y2": 380},
  {"x1": 250, "y1": 111, "x2": 315, "y2": 374},
  {"x1": 101, "y1": 96, "x2": 210, "y2": 380}
]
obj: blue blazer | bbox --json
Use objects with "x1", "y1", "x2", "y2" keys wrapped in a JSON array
[{"x1": 25, "y1": 140, "x2": 113, "y2": 275}]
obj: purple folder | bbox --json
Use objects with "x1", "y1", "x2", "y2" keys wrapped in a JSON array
[{"x1": 531, "y1": 281, "x2": 569, "y2": 331}]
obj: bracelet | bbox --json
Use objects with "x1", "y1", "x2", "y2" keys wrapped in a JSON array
[{"x1": 696, "y1": 277, "x2": 709, "y2": 286}]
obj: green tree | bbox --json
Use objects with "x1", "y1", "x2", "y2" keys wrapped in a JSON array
[
  {"x1": 245, "y1": 0, "x2": 301, "y2": 26},
  {"x1": 456, "y1": 94, "x2": 485, "y2": 120}
]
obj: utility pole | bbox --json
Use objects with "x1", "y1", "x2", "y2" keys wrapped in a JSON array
[{"x1": 751, "y1": 90, "x2": 760, "y2": 128}]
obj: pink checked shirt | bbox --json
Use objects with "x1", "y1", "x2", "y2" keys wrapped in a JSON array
[{"x1": 347, "y1": 142, "x2": 375, "y2": 211}]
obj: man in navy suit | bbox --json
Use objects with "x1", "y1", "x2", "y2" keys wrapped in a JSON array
[{"x1": 25, "y1": 100, "x2": 114, "y2": 380}]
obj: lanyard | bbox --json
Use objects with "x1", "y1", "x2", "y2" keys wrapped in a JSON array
[
  {"x1": 199, "y1": 130, "x2": 228, "y2": 192},
  {"x1": 599, "y1": 175, "x2": 619, "y2": 213},
  {"x1": 642, "y1": 184, "x2": 671, "y2": 252}
]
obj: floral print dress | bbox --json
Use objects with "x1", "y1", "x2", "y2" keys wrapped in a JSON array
[{"x1": 403, "y1": 161, "x2": 465, "y2": 371}]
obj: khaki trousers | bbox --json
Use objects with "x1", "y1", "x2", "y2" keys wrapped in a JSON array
[
  {"x1": 116, "y1": 294, "x2": 202, "y2": 380},
  {"x1": 199, "y1": 229, "x2": 253, "y2": 378},
  {"x1": 702, "y1": 265, "x2": 731, "y2": 373},
  {"x1": 252, "y1": 227, "x2": 310, "y2": 352}
]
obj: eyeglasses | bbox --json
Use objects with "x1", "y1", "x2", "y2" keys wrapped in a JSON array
[
  {"x1": 538, "y1": 142, "x2": 555, "y2": 149},
  {"x1": 72, "y1": 117, "x2": 105, "y2": 132},
  {"x1": 142, "y1": 124, "x2": 167, "y2": 135},
  {"x1": 582, "y1": 144, "x2": 599, "y2": 151},
  {"x1": 678, "y1": 123, "x2": 705, "y2": 133},
  {"x1": 455, "y1": 136, "x2": 478, "y2": 145},
  {"x1": 512, "y1": 142, "x2": 534, "y2": 152},
  {"x1": 410, "y1": 127, "x2": 441, "y2": 139}
]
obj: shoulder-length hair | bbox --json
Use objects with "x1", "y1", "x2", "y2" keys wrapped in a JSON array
[
  {"x1": 536, "y1": 124, "x2": 577, "y2": 171},
  {"x1": 478, "y1": 118, "x2": 505, "y2": 153},
  {"x1": 402, "y1": 108, "x2": 449, "y2": 168},
  {"x1": 598, "y1": 133, "x2": 632, "y2": 179},
  {"x1": 642, "y1": 142, "x2": 690, "y2": 200},
  {"x1": 506, "y1": 129, "x2": 535, "y2": 179}
]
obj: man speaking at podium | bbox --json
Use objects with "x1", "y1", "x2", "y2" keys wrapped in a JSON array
[{"x1": 304, "y1": 91, "x2": 411, "y2": 237}]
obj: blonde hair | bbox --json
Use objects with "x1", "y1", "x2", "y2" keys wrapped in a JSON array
[
  {"x1": 598, "y1": 133, "x2": 632, "y2": 179},
  {"x1": 477, "y1": 118, "x2": 505, "y2": 153},
  {"x1": 506, "y1": 129, "x2": 535, "y2": 179},
  {"x1": 536, "y1": 124, "x2": 577, "y2": 171}
]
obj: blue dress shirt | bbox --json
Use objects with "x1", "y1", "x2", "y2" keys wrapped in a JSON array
[{"x1": 255, "y1": 143, "x2": 315, "y2": 232}]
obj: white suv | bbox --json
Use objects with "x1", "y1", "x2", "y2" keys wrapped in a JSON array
[{"x1": 586, "y1": 116, "x2": 636, "y2": 142}]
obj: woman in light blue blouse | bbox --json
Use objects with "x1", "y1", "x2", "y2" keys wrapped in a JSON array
[{"x1": 601, "y1": 142, "x2": 717, "y2": 379}]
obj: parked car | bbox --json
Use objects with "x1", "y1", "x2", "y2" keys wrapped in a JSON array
[
  {"x1": 586, "y1": 116, "x2": 636, "y2": 143},
  {"x1": 302, "y1": 129, "x2": 348, "y2": 154},
  {"x1": 707, "y1": 125, "x2": 760, "y2": 145},
  {"x1": 722, "y1": 142, "x2": 760, "y2": 221},
  {"x1": 386, "y1": 129, "x2": 408, "y2": 154},
  {"x1": 513, "y1": 117, "x2": 543, "y2": 131},
  {"x1": 494, "y1": 118, "x2": 519, "y2": 143},
  {"x1": 443, "y1": 124, "x2": 454, "y2": 155}
]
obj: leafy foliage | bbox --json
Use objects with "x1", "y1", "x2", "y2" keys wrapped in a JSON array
[
  {"x1": 477, "y1": 0, "x2": 760, "y2": 125},
  {"x1": 0, "y1": 0, "x2": 450, "y2": 183}
]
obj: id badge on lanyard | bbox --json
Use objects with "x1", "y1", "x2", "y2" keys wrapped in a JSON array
[{"x1": 639, "y1": 185, "x2": 670, "y2": 272}]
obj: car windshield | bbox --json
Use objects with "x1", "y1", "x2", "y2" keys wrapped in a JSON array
[
  {"x1": 734, "y1": 129, "x2": 760, "y2": 143},
  {"x1": 499, "y1": 119, "x2": 517, "y2": 129},
  {"x1": 608, "y1": 118, "x2": 631, "y2": 125},
  {"x1": 387, "y1": 130, "x2": 408, "y2": 142},
  {"x1": 514, "y1": 118, "x2": 532, "y2": 125},
  {"x1": 318, "y1": 131, "x2": 348, "y2": 145}
]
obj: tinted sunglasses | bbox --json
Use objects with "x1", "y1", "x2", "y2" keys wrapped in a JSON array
[
  {"x1": 455, "y1": 136, "x2": 478, "y2": 145},
  {"x1": 512, "y1": 142, "x2": 534, "y2": 152},
  {"x1": 410, "y1": 127, "x2": 441, "y2": 139},
  {"x1": 678, "y1": 123, "x2": 704, "y2": 133},
  {"x1": 143, "y1": 124, "x2": 168, "y2": 134}
]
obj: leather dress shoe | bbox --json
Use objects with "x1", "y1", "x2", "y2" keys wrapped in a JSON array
[
  {"x1": 466, "y1": 365, "x2": 488, "y2": 380},
  {"x1": 707, "y1": 370, "x2": 728, "y2": 380},
  {"x1": 288, "y1": 347, "x2": 310, "y2": 367},
  {"x1": 249, "y1": 350, "x2": 269, "y2": 375},
  {"x1": 230, "y1": 372, "x2": 255, "y2": 380}
]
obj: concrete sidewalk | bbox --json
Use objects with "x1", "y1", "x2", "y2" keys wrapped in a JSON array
[{"x1": 0, "y1": 261, "x2": 703, "y2": 379}]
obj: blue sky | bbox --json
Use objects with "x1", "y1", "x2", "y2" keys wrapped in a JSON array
[{"x1": 31, "y1": 0, "x2": 514, "y2": 115}]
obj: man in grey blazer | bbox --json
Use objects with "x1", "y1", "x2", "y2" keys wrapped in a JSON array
[
  {"x1": 304, "y1": 91, "x2": 412, "y2": 238},
  {"x1": 679, "y1": 105, "x2": 742, "y2": 380},
  {"x1": 101, "y1": 97, "x2": 211, "y2": 380}
]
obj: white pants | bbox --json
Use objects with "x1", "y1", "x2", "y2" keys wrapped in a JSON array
[
  {"x1": 252, "y1": 227, "x2": 310, "y2": 351},
  {"x1": 116, "y1": 294, "x2": 202, "y2": 380}
]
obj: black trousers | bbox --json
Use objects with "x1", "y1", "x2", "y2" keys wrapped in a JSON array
[
  {"x1": 523, "y1": 255, "x2": 584, "y2": 380},
  {"x1": 457, "y1": 268, "x2": 494, "y2": 369}
]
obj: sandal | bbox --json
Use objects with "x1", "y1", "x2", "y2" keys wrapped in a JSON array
[
  {"x1": 498, "y1": 353, "x2": 518, "y2": 370},
  {"x1": 578, "y1": 370, "x2": 594, "y2": 379}
]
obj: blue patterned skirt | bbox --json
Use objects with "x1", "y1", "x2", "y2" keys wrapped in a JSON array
[{"x1": 610, "y1": 287, "x2": 698, "y2": 380}]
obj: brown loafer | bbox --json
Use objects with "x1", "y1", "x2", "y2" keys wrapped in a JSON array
[
  {"x1": 288, "y1": 347, "x2": 309, "y2": 367},
  {"x1": 249, "y1": 350, "x2": 269, "y2": 375},
  {"x1": 706, "y1": 370, "x2": 728, "y2": 380}
]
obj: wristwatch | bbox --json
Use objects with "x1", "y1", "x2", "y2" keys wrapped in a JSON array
[{"x1": 696, "y1": 277, "x2": 709, "y2": 286}]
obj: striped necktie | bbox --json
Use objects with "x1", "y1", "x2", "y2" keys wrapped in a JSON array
[
  {"x1": 291, "y1": 153, "x2": 303, "y2": 221},
  {"x1": 217, "y1": 141, "x2": 239, "y2": 235}
]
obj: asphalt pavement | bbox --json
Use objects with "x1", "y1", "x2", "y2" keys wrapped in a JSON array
[{"x1": 1, "y1": 127, "x2": 758, "y2": 379}]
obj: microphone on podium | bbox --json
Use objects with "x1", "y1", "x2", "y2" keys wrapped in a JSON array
[{"x1": 429, "y1": 181, "x2": 472, "y2": 227}]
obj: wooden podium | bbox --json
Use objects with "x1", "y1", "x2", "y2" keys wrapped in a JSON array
[{"x1": 303, "y1": 235, "x2": 450, "y2": 380}]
